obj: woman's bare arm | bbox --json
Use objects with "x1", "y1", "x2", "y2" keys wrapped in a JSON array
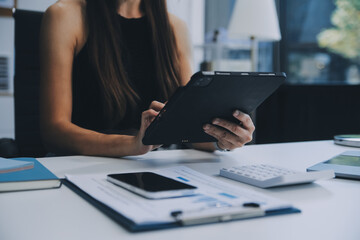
[{"x1": 39, "y1": 1, "x2": 158, "y2": 157}]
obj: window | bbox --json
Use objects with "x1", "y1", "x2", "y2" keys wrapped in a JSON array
[{"x1": 279, "y1": 0, "x2": 360, "y2": 84}]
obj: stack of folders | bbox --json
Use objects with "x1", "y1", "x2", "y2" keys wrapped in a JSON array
[
  {"x1": 64, "y1": 166, "x2": 300, "y2": 232},
  {"x1": 0, "y1": 157, "x2": 61, "y2": 192}
]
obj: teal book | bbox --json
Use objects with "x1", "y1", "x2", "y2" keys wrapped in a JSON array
[{"x1": 0, "y1": 158, "x2": 61, "y2": 192}]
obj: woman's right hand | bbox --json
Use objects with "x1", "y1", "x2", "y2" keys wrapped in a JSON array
[{"x1": 133, "y1": 101, "x2": 165, "y2": 155}]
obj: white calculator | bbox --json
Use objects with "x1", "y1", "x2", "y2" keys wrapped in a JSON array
[{"x1": 220, "y1": 164, "x2": 334, "y2": 188}]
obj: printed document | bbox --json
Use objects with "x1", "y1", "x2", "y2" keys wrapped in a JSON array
[{"x1": 66, "y1": 166, "x2": 292, "y2": 225}]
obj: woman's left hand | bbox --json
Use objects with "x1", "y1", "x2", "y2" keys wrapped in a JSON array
[{"x1": 203, "y1": 110, "x2": 255, "y2": 151}]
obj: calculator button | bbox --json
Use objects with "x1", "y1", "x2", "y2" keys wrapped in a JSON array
[{"x1": 220, "y1": 164, "x2": 334, "y2": 188}]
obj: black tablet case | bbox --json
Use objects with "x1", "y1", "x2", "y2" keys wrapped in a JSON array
[{"x1": 143, "y1": 71, "x2": 286, "y2": 145}]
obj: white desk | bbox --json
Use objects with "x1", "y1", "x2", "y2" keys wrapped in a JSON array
[{"x1": 1, "y1": 140, "x2": 359, "y2": 240}]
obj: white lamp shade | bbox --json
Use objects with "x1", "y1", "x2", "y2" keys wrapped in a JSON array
[{"x1": 228, "y1": 0, "x2": 281, "y2": 41}]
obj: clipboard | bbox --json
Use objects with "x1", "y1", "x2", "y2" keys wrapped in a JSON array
[
  {"x1": 62, "y1": 166, "x2": 300, "y2": 232},
  {"x1": 63, "y1": 179, "x2": 300, "y2": 232}
]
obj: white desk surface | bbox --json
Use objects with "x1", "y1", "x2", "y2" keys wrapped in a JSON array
[{"x1": 1, "y1": 140, "x2": 359, "y2": 240}]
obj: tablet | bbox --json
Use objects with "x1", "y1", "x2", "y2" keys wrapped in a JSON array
[
  {"x1": 142, "y1": 71, "x2": 286, "y2": 145},
  {"x1": 307, "y1": 151, "x2": 360, "y2": 180}
]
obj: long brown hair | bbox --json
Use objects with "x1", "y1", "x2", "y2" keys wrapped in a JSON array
[{"x1": 85, "y1": 0, "x2": 181, "y2": 126}]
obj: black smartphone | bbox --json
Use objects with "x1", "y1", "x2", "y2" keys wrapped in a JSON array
[{"x1": 107, "y1": 172, "x2": 197, "y2": 199}]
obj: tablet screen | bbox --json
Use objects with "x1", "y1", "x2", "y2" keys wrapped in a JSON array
[{"x1": 325, "y1": 154, "x2": 360, "y2": 167}]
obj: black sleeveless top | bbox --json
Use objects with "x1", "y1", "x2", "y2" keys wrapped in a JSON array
[{"x1": 71, "y1": 15, "x2": 158, "y2": 133}]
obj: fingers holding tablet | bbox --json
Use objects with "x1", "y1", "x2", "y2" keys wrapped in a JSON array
[
  {"x1": 149, "y1": 101, "x2": 165, "y2": 112},
  {"x1": 203, "y1": 110, "x2": 255, "y2": 151}
]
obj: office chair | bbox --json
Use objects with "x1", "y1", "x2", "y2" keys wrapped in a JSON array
[{"x1": 0, "y1": 9, "x2": 45, "y2": 158}]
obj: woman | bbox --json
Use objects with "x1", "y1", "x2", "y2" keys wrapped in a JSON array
[{"x1": 39, "y1": 0, "x2": 255, "y2": 157}]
